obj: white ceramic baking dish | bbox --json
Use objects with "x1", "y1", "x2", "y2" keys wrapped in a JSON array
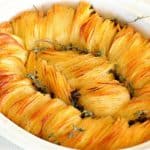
[{"x1": 0, "y1": 0, "x2": 149, "y2": 149}]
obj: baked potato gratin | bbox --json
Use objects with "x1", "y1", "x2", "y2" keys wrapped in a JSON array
[{"x1": 0, "y1": 1, "x2": 150, "y2": 150}]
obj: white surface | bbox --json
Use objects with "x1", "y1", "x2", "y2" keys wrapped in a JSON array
[
  {"x1": 0, "y1": 0, "x2": 150, "y2": 150},
  {"x1": 0, "y1": 136, "x2": 21, "y2": 150}
]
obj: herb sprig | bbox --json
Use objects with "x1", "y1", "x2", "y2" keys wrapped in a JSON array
[
  {"x1": 26, "y1": 72, "x2": 48, "y2": 94},
  {"x1": 70, "y1": 89, "x2": 83, "y2": 111},
  {"x1": 47, "y1": 133, "x2": 61, "y2": 145},
  {"x1": 128, "y1": 110, "x2": 149, "y2": 127},
  {"x1": 68, "y1": 125, "x2": 85, "y2": 138},
  {"x1": 81, "y1": 110, "x2": 94, "y2": 118}
]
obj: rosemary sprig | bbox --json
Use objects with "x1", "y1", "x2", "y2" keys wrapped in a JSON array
[
  {"x1": 53, "y1": 141, "x2": 61, "y2": 145},
  {"x1": 128, "y1": 16, "x2": 150, "y2": 23},
  {"x1": 33, "y1": 5, "x2": 39, "y2": 12},
  {"x1": 127, "y1": 82, "x2": 134, "y2": 98},
  {"x1": 71, "y1": 89, "x2": 81, "y2": 107},
  {"x1": 33, "y1": 39, "x2": 54, "y2": 53},
  {"x1": 32, "y1": 47, "x2": 49, "y2": 53},
  {"x1": 81, "y1": 110, "x2": 94, "y2": 118},
  {"x1": 92, "y1": 51, "x2": 102, "y2": 57},
  {"x1": 109, "y1": 68, "x2": 126, "y2": 83},
  {"x1": 128, "y1": 110, "x2": 149, "y2": 127},
  {"x1": 110, "y1": 64, "x2": 134, "y2": 97},
  {"x1": 134, "y1": 110, "x2": 148, "y2": 119},
  {"x1": 73, "y1": 124, "x2": 85, "y2": 132},
  {"x1": 48, "y1": 133, "x2": 55, "y2": 139},
  {"x1": 26, "y1": 73, "x2": 48, "y2": 94},
  {"x1": 48, "y1": 133, "x2": 61, "y2": 145},
  {"x1": 68, "y1": 125, "x2": 85, "y2": 138}
]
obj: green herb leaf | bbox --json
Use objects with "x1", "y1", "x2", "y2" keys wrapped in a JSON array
[
  {"x1": 127, "y1": 82, "x2": 134, "y2": 97},
  {"x1": 81, "y1": 110, "x2": 94, "y2": 118},
  {"x1": 68, "y1": 125, "x2": 85, "y2": 138},
  {"x1": 128, "y1": 110, "x2": 149, "y2": 127},
  {"x1": 32, "y1": 47, "x2": 49, "y2": 53},
  {"x1": 128, "y1": 16, "x2": 150, "y2": 23},
  {"x1": 70, "y1": 89, "x2": 81, "y2": 108},
  {"x1": 26, "y1": 73, "x2": 48, "y2": 94},
  {"x1": 110, "y1": 65, "x2": 126, "y2": 83},
  {"x1": 93, "y1": 51, "x2": 102, "y2": 57},
  {"x1": 72, "y1": 124, "x2": 85, "y2": 132},
  {"x1": 119, "y1": 75, "x2": 126, "y2": 83},
  {"x1": 26, "y1": 73, "x2": 37, "y2": 80},
  {"x1": 48, "y1": 133, "x2": 55, "y2": 139},
  {"x1": 53, "y1": 140, "x2": 61, "y2": 145},
  {"x1": 134, "y1": 110, "x2": 148, "y2": 119},
  {"x1": 65, "y1": 44, "x2": 73, "y2": 50}
]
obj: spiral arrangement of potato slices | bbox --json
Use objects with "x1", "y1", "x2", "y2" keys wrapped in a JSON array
[{"x1": 0, "y1": 2, "x2": 150, "y2": 150}]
